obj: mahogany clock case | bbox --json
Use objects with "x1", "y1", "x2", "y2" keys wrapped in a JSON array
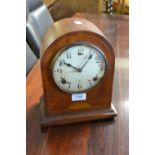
[{"x1": 40, "y1": 18, "x2": 117, "y2": 126}]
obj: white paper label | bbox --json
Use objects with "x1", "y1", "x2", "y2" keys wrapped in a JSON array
[{"x1": 72, "y1": 93, "x2": 86, "y2": 101}]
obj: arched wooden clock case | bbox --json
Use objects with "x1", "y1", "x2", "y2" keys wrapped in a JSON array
[{"x1": 40, "y1": 18, "x2": 117, "y2": 127}]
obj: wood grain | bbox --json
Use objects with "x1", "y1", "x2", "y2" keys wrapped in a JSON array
[{"x1": 26, "y1": 13, "x2": 129, "y2": 155}]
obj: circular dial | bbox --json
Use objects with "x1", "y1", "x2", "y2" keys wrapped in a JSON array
[{"x1": 51, "y1": 43, "x2": 107, "y2": 93}]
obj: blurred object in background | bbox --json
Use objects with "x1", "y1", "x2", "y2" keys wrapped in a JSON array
[
  {"x1": 26, "y1": 0, "x2": 54, "y2": 58},
  {"x1": 113, "y1": 0, "x2": 129, "y2": 14},
  {"x1": 43, "y1": 0, "x2": 129, "y2": 21},
  {"x1": 26, "y1": 43, "x2": 37, "y2": 75},
  {"x1": 43, "y1": 0, "x2": 108, "y2": 21},
  {"x1": 99, "y1": 0, "x2": 113, "y2": 14}
]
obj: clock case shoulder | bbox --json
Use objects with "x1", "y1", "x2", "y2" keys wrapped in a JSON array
[{"x1": 40, "y1": 17, "x2": 112, "y2": 57}]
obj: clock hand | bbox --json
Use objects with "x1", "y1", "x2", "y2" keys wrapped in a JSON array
[
  {"x1": 80, "y1": 53, "x2": 93, "y2": 71},
  {"x1": 64, "y1": 62, "x2": 81, "y2": 72}
]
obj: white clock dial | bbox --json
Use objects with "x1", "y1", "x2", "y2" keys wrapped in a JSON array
[{"x1": 51, "y1": 43, "x2": 107, "y2": 93}]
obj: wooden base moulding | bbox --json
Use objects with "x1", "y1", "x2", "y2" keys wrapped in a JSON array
[{"x1": 39, "y1": 97, "x2": 117, "y2": 127}]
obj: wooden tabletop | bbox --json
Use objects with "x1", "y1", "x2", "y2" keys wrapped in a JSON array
[{"x1": 26, "y1": 13, "x2": 129, "y2": 155}]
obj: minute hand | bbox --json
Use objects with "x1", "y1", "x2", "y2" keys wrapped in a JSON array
[{"x1": 80, "y1": 54, "x2": 93, "y2": 71}]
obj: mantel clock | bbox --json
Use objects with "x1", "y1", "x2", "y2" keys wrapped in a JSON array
[{"x1": 40, "y1": 18, "x2": 117, "y2": 127}]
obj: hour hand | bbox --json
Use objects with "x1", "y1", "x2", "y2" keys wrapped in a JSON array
[{"x1": 64, "y1": 62, "x2": 80, "y2": 72}]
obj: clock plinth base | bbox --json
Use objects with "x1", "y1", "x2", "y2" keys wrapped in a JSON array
[{"x1": 39, "y1": 97, "x2": 117, "y2": 127}]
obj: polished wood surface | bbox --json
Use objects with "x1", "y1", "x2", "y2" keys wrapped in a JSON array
[{"x1": 27, "y1": 13, "x2": 129, "y2": 155}]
